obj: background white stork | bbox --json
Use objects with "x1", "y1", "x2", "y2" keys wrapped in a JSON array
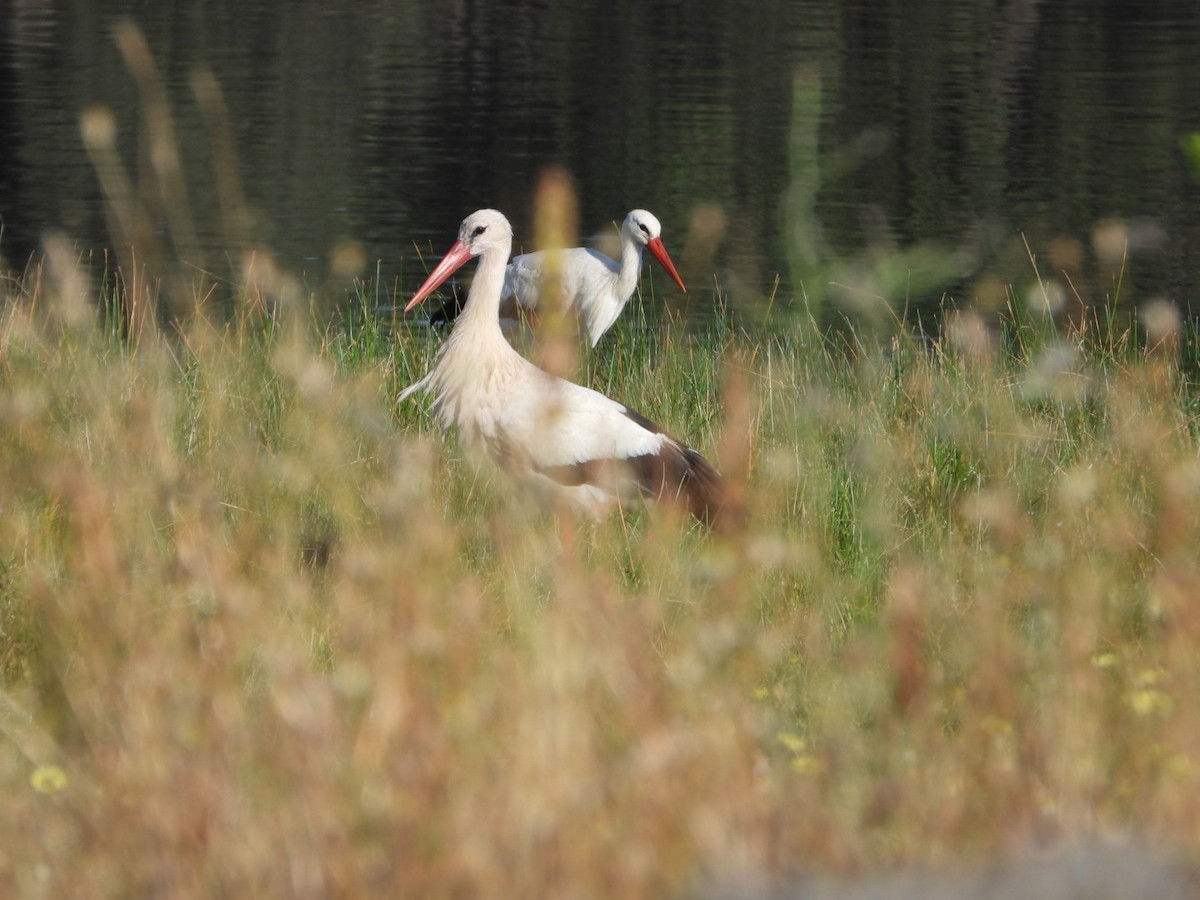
[
  {"x1": 399, "y1": 209, "x2": 722, "y2": 523},
  {"x1": 500, "y1": 209, "x2": 687, "y2": 347}
]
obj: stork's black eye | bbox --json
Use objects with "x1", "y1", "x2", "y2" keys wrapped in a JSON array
[
  {"x1": 471, "y1": 225, "x2": 487, "y2": 238},
  {"x1": 638, "y1": 222, "x2": 651, "y2": 236}
]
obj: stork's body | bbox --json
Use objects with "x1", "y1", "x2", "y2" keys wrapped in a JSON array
[
  {"x1": 400, "y1": 210, "x2": 721, "y2": 521},
  {"x1": 501, "y1": 209, "x2": 686, "y2": 346}
]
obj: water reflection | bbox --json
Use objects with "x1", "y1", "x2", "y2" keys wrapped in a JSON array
[{"x1": 0, "y1": 0, "x2": 1198, "y2": 327}]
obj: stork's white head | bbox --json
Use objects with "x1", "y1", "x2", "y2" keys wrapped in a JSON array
[
  {"x1": 456, "y1": 208, "x2": 513, "y2": 257},
  {"x1": 405, "y1": 209, "x2": 514, "y2": 313},
  {"x1": 622, "y1": 209, "x2": 663, "y2": 246},
  {"x1": 619, "y1": 209, "x2": 686, "y2": 294}
]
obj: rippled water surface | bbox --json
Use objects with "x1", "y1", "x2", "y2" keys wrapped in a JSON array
[{"x1": 1, "y1": 1, "x2": 1198, "y2": 324}]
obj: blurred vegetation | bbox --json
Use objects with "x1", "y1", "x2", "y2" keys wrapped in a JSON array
[
  {"x1": 3, "y1": 1, "x2": 1200, "y2": 323},
  {"x1": 2, "y1": 5, "x2": 1200, "y2": 895},
  {"x1": 2, "y1": 247, "x2": 1200, "y2": 892}
]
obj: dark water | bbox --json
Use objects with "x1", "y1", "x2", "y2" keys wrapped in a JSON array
[{"x1": 1, "y1": 1, "x2": 1199, "y2": 327}]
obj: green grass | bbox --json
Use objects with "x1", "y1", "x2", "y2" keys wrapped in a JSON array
[{"x1": 1, "y1": 264, "x2": 1200, "y2": 895}]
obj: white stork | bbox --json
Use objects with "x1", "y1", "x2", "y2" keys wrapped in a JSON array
[
  {"x1": 500, "y1": 209, "x2": 687, "y2": 346},
  {"x1": 399, "y1": 209, "x2": 722, "y2": 523}
]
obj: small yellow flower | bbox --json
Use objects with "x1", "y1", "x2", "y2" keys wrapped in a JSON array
[
  {"x1": 1135, "y1": 667, "x2": 1166, "y2": 687},
  {"x1": 1129, "y1": 689, "x2": 1174, "y2": 717},
  {"x1": 30, "y1": 765, "x2": 68, "y2": 795},
  {"x1": 980, "y1": 715, "x2": 1013, "y2": 737},
  {"x1": 1091, "y1": 652, "x2": 1117, "y2": 669},
  {"x1": 1167, "y1": 754, "x2": 1191, "y2": 779},
  {"x1": 752, "y1": 686, "x2": 770, "y2": 700},
  {"x1": 776, "y1": 731, "x2": 822, "y2": 775},
  {"x1": 776, "y1": 731, "x2": 806, "y2": 754},
  {"x1": 790, "y1": 755, "x2": 822, "y2": 775}
]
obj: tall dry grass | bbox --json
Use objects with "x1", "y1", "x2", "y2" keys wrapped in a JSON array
[
  {"x1": 3, "y1": 24, "x2": 1200, "y2": 896},
  {"x1": 2, "y1": 253, "x2": 1200, "y2": 896}
]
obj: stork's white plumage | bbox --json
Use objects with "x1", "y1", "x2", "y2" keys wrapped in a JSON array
[
  {"x1": 399, "y1": 209, "x2": 721, "y2": 522},
  {"x1": 501, "y1": 209, "x2": 686, "y2": 346}
]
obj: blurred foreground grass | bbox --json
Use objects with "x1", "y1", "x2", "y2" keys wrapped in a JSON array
[{"x1": 1, "y1": 264, "x2": 1200, "y2": 896}]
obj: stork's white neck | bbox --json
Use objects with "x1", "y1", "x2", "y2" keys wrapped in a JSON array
[
  {"x1": 420, "y1": 239, "x2": 525, "y2": 447},
  {"x1": 458, "y1": 244, "x2": 509, "y2": 334},
  {"x1": 616, "y1": 234, "x2": 645, "y2": 301}
]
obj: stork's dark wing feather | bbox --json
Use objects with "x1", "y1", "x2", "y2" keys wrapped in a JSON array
[
  {"x1": 531, "y1": 405, "x2": 723, "y2": 524},
  {"x1": 500, "y1": 373, "x2": 725, "y2": 524}
]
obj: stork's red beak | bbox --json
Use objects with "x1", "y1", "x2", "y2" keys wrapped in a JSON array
[
  {"x1": 405, "y1": 240, "x2": 474, "y2": 312},
  {"x1": 645, "y1": 237, "x2": 686, "y2": 293},
  {"x1": 648, "y1": 237, "x2": 686, "y2": 294}
]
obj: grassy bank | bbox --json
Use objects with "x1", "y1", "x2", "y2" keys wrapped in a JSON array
[{"x1": 1, "y1": 269, "x2": 1199, "y2": 895}]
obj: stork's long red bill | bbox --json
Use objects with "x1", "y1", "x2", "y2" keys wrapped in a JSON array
[
  {"x1": 405, "y1": 240, "x2": 474, "y2": 312},
  {"x1": 645, "y1": 236, "x2": 687, "y2": 293}
]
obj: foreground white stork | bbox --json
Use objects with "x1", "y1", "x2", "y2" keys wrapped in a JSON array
[
  {"x1": 500, "y1": 209, "x2": 687, "y2": 346},
  {"x1": 399, "y1": 209, "x2": 722, "y2": 523}
]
